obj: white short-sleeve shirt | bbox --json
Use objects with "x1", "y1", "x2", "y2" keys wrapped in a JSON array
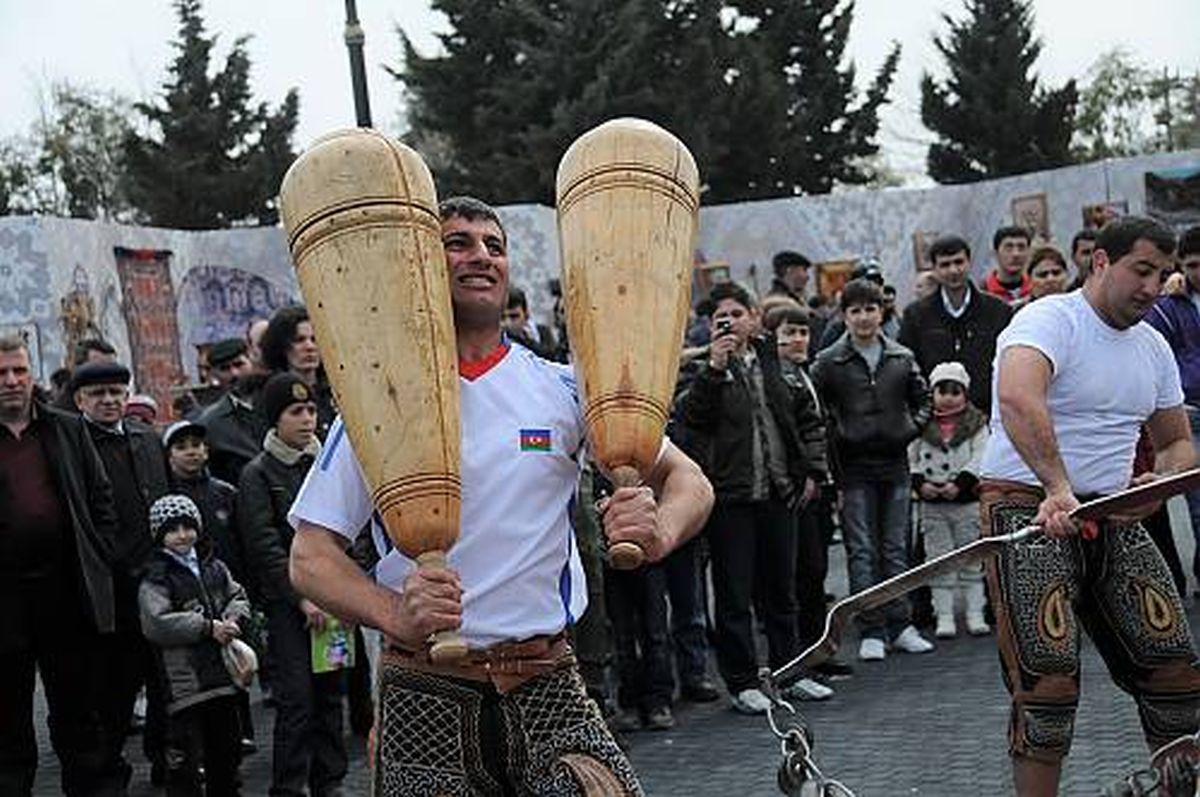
[
  {"x1": 288, "y1": 343, "x2": 589, "y2": 648},
  {"x1": 981, "y1": 291, "x2": 1184, "y2": 495}
]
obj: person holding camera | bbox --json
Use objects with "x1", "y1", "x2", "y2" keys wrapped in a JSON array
[{"x1": 675, "y1": 283, "x2": 830, "y2": 714}]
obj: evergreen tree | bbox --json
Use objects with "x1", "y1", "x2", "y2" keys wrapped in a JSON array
[
  {"x1": 921, "y1": 0, "x2": 1077, "y2": 183},
  {"x1": 736, "y1": 0, "x2": 901, "y2": 196},
  {"x1": 394, "y1": 0, "x2": 895, "y2": 203},
  {"x1": 122, "y1": 0, "x2": 298, "y2": 229}
]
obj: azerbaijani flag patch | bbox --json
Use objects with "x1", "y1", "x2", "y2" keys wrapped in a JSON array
[{"x1": 519, "y1": 428, "x2": 552, "y2": 452}]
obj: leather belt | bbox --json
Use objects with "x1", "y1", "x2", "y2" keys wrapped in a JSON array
[{"x1": 384, "y1": 631, "x2": 574, "y2": 693}]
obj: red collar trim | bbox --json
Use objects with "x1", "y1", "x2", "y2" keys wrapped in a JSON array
[
  {"x1": 984, "y1": 269, "x2": 1031, "y2": 299},
  {"x1": 459, "y1": 342, "x2": 510, "y2": 381}
]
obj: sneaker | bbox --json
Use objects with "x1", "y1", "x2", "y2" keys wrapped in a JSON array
[
  {"x1": 644, "y1": 705, "x2": 676, "y2": 731},
  {"x1": 858, "y1": 637, "x2": 886, "y2": 661},
  {"x1": 965, "y1": 612, "x2": 991, "y2": 636},
  {"x1": 681, "y1": 677, "x2": 721, "y2": 703},
  {"x1": 785, "y1": 678, "x2": 834, "y2": 701},
  {"x1": 730, "y1": 688, "x2": 772, "y2": 715},
  {"x1": 935, "y1": 614, "x2": 958, "y2": 639},
  {"x1": 892, "y1": 625, "x2": 935, "y2": 654}
]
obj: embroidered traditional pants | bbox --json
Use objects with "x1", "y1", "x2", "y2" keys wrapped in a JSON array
[{"x1": 980, "y1": 481, "x2": 1200, "y2": 763}]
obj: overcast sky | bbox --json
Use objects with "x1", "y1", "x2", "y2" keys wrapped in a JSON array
[{"x1": 2, "y1": 0, "x2": 1197, "y2": 180}]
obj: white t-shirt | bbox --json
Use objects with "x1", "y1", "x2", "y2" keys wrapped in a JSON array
[
  {"x1": 288, "y1": 343, "x2": 589, "y2": 648},
  {"x1": 981, "y1": 291, "x2": 1184, "y2": 495}
]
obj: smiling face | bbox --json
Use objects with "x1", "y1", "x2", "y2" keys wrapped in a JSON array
[{"x1": 443, "y1": 215, "x2": 509, "y2": 330}]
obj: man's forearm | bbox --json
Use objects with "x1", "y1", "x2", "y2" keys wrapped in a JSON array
[
  {"x1": 1155, "y1": 437, "x2": 1198, "y2": 476},
  {"x1": 290, "y1": 523, "x2": 395, "y2": 631},
  {"x1": 1000, "y1": 393, "x2": 1072, "y2": 495},
  {"x1": 653, "y1": 451, "x2": 714, "y2": 553}
]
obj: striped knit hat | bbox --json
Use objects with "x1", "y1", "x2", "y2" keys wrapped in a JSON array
[{"x1": 149, "y1": 494, "x2": 203, "y2": 542}]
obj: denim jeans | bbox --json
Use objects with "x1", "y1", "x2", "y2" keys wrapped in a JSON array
[{"x1": 841, "y1": 478, "x2": 912, "y2": 641}]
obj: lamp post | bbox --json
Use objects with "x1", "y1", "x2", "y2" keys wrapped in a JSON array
[{"x1": 344, "y1": 0, "x2": 373, "y2": 127}]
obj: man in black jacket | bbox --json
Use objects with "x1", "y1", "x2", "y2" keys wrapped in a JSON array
[
  {"x1": 0, "y1": 337, "x2": 125, "y2": 795},
  {"x1": 898, "y1": 235, "x2": 1013, "y2": 414},
  {"x1": 72, "y1": 361, "x2": 172, "y2": 786},
  {"x1": 676, "y1": 282, "x2": 830, "y2": 714}
]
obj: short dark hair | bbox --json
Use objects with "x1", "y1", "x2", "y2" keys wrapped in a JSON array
[
  {"x1": 439, "y1": 195, "x2": 506, "y2": 240},
  {"x1": 772, "y1": 250, "x2": 811, "y2": 277},
  {"x1": 1070, "y1": 228, "x2": 1098, "y2": 257},
  {"x1": 260, "y1": 305, "x2": 310, "y2": 373},
  {"x1": 1178, "y1": 226, "x2": 1200, "y2": 260},
  {"x1": 763, "y1": 304, "x2": 811, "y2": 332},
  {"x1": 72, "y1": 337, "x2": 115, "y2": 366},
  {"x1": 1095, "y1": 216, "x2": 1176, "y2": 264},
  {"x1": 993, "y1": 225, "x2": 1032, "y2": 250},
  {"x1": 506, "y1": 286, "x2": 528, "y2": 312},
  {"x1": 840, "y1": 278, "x2": 884, "y2": 311},
  {"x1": 708, "y1": 281, "x2": 756, "y2": 311},
  {"x1": 928, "y1": 235, "x2": 971, "y2": 264}
]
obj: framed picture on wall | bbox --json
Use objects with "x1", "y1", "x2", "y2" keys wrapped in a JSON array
[
  {"x1": 911, "y1": 230, "x2": 940, "y2": 271},
  {"x1": 1081, "y1": 200, "x2": 1128, "y2": 230},
  {"x1": 1011, "y1": 194, "x2": 1051, "y2": 241},
  {"x1": 816, "y1": 259, "x2": 857, "y2": 299}
]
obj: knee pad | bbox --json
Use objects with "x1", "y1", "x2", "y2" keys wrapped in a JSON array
[
  {"x1": 1138, "y1": 691, "x2": 1200, "y2": 748},
  {"x1": 1014, "y1": 702, "x2": 1076, "y2": 763}
]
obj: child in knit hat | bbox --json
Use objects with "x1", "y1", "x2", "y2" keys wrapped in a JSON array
[
  {"x1": 908, "y1": 361, "x2": 990, "y2": 639},
  {"x1": 139, "y1": 494, "x2": 250, "y2": 796}
]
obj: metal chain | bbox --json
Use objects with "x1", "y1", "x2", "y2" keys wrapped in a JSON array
[{"x1": 761, "y1": 670, "x2": 856, "y2": 797}]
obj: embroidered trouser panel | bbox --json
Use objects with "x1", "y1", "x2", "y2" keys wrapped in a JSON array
[
  {"x1": 980, "y1": 483, "x2": 1200, "y2": 764},
  {"x1": 372, "y1": 658, "x2": 643, "y2": 796}
]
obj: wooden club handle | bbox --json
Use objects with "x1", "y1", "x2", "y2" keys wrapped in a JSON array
[
  {"x1": 606, "y1": 465, "x2": 646, "y2": 570},
  {"x1": 415, "y1": 551, "x2": 469, "y2": 662}
]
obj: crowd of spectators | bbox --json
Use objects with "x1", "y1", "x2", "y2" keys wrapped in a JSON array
[{"x1": 4, "y1": 217, "x2": 1199, "y2": 793}]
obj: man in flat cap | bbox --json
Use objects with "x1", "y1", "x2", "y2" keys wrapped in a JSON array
[
  {"x1": 73, "y1": 361, "x2": 172, "y2": 785},
  {"x1": 198, "y1": 341, "x2": 270, "y2": 487},
  {"x1": 207, "y1": 337, "x2": 254, "y2": 391}
]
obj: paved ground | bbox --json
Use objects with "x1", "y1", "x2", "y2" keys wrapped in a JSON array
[{"x1": 30, "y1": 500, "x2": 1197, "y2": 795}]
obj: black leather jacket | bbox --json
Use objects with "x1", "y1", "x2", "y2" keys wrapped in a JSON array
[
  {"x1": 237, "y1": 441, "x2": 315, "y2": 605},
  {"x1": 199, "y1": 392, "x2": 269, "y2": 487},
  {"x1": 675, "y1": 336, "x2": 822, "y2": 503},
  {"x1": 810, "y1": 334, "x2": 931, "y2": 483}
]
